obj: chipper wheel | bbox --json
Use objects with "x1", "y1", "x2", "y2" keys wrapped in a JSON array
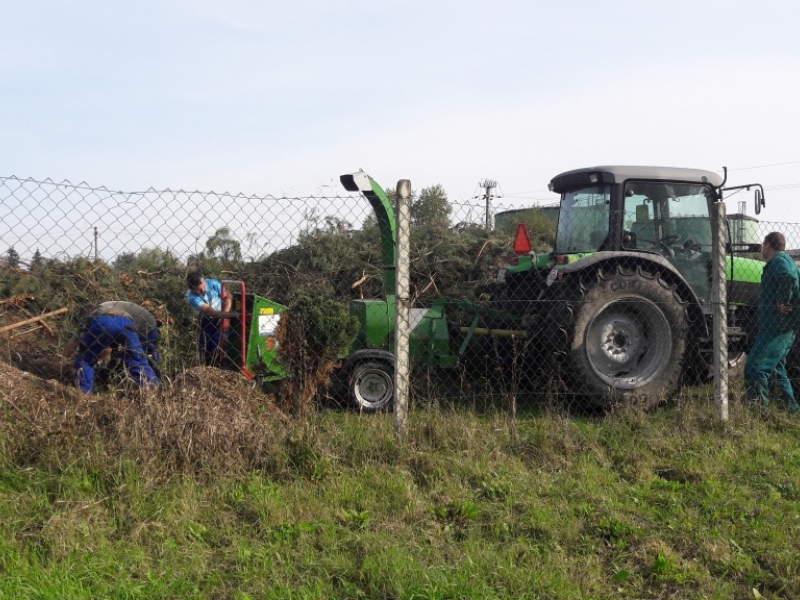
[
  {"x1": 348, "y1": 361, "x2": 394, "y2": 412},
  {"x1": 545, "y1": 265, "x2": 689, "y2": 408}
]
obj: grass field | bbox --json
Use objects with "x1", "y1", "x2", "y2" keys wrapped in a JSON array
[{"x1": 1, "y1": 380, "x2": 799, "y2": 599}]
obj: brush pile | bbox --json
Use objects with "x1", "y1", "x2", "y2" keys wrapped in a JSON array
[{"x1": 0, "y1": 359, "x2": 289, "y2": 476}]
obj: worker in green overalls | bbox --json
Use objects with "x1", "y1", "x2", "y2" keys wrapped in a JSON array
[{"x1": 744, "y1": 231, "x2": 800, "y2": 413}]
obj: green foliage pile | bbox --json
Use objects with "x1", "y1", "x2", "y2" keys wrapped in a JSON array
[
  {"x1": 0, "y1": 255, "x2": 201, "y2": 373},
  {"x1": 243, "y1": 216, "x2": 386, "y2": 303},
  {"x1": 275, "y1": 297, "x2": 359, "y2": 415},
  {"x1": 244, "y1": 185, "x2": 556, "y2": 307}
]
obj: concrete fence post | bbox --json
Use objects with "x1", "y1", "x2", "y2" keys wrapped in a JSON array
[
  {"x1": 711, "y1": 201, "x2": 729, "y2": 421},
  {"x1": 394, "y1": 179, "x2": 411, "y2": 441}
]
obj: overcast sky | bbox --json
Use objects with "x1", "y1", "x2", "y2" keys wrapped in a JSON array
[{"x1": 3, "y1": 0, "x2": 800, "y2": 222}]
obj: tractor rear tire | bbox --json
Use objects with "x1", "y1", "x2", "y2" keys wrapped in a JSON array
[
  {"x1": 547, "y1": 265, "x2": 689, "y2": 408},
  {"x1": 349, "y1": 361, "x2": 394, "y2": 412}
]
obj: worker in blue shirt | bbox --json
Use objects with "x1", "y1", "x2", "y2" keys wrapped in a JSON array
[
  {"x1": 744, "y1": 231, "x2": 800, "y2": 413},
  {"x1": 185, "y1": 272, "x2": 236, "y2": 366}
]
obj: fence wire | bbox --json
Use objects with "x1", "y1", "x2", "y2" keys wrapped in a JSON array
[{"x1": 1, "y1": 174, "x2": 798, "y2": 415}]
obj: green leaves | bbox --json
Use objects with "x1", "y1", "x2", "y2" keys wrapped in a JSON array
[
  {"x1": 275, "y1": 296, "x2": 359, "y2": 414},
  {"x1": 434, "y1": 499, "x2": 480, "y2": 524}
]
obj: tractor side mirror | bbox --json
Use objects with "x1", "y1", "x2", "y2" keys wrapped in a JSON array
[
  {"x1": 754, "y1": 188, "x2": 764, "y2": 215},
  {"x1": 723, "y1": 183, "x2": 766, "y2": 216}
]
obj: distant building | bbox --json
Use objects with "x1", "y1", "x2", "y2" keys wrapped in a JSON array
[{"x1": 728, "y1": 213, "x2": 760, "y2": 246}]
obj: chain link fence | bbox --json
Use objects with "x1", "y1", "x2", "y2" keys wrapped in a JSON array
[{"x1": 1, "y1": 172, "x2": 799, "y2": 416}]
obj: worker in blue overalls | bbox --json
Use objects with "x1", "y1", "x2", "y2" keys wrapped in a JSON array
[
  {"x1": 62, "y1": 301, "x2": 160, "y2": 394},
  {"x1": 185, "y1": 272, "x2": 236, "y2": 366},
  {"x1": 744, "y1": 231, "x2": 800, "y2": 414}
]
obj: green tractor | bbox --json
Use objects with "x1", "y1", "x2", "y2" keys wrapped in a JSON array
[{"x1": 491, "y1": 165, "x2": 767, "y2": 407}]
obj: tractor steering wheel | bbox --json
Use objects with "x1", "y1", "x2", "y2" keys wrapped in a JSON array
[{"x1": 644, "y1": 234, "x2": 682, "y2": 257}]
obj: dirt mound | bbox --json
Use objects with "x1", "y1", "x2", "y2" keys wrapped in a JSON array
[{"x1": 171, "y1": 366, "x2": 267, "y2": 400}]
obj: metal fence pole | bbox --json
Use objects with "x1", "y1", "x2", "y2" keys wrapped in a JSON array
[
  {"x1": 394, "y1": 179, "x2": 411, "y2": 441},
  {"x1": 711, "y1": 201, "x2": 728, "y2": 420}
]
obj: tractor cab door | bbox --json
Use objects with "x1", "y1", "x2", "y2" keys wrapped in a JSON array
[{"x1": 623, "y1": 181, "x2": 714, "y2": 304}]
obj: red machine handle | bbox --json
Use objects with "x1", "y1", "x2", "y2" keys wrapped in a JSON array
[{"x1": 220, "y1": 279, "x2": 253, "y2": 378}]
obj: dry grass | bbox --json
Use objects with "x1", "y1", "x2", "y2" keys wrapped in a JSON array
[{"x1": 0, "y1": 359, "x2": 290, "y2": 477}]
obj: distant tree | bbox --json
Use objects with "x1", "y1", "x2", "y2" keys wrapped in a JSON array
[
  {"x1": 412, "y1": 184, "x2": 451, "y2": 230},
  {"x1": 113, "y1": 247, "x2": 180, "y2": 271},
  {"x1": 5, "y1": 246, "x2": 20, "y2": 269},
  {"x1": 31, "y1": 249, "x2": 44, "y2": 270},
  {"x1": 381, "y1": 184, "x2": 451, "y2": 230},
  {"x1": 205, "y1": 227, "x2": 242, "y2": 266}
]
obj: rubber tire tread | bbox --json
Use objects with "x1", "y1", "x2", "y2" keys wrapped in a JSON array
[{"x1": 543, "y1": 264, "x2": 689, "y2": 408}]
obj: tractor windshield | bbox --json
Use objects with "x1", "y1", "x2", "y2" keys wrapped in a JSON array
[{"x1": 555, "y1": 185, "x2": 612, "y2": 253}]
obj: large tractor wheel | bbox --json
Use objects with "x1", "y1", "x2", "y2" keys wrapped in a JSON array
[
  {"x1": 547, "y1": 265, "x2": 689, "y2": 407},
  {"x1": 349, "y1": 361, "x2": 394, "y2": 412}
]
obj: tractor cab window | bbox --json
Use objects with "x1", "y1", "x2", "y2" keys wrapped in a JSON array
[
  {"x1": 623, "y1": 182, "x2": 713, "y2": 254},
  {"x1": 555, "y1": 185, "x2": 611, "y2": 253}
]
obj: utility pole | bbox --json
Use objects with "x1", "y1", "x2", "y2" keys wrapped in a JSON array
[{"x1": 480, "y1": 179, "x2": 498, "y2": 230}]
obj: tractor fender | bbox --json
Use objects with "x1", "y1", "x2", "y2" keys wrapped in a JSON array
[
  {"x1": 558, "y1": 251, "x2": 709, "y2": 337},
  {"x1": 340, "y1": 349, "x2": 395, "y2": 371}
]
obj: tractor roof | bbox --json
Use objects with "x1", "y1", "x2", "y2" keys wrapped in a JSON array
[{"x1": 550, "y1": 165, "x2": 724, "y2": 194}]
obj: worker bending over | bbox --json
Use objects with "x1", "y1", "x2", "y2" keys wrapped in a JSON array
[{"x1": 63, "y1": 301, "x2": 160, "y2": 394}]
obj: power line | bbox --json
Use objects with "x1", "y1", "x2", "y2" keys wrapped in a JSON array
[
  {"x1": 728, "y1": 160, "x2": 800, "y2": 171},
  {"x1": 765, "y1": 183, "x2": 800, "y2": 191}
]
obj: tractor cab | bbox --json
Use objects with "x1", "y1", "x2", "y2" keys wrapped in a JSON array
[
  {"x1": 551, "y1": 168, "x2": 721, "y2": 255},
  {"x1": 510, "y1": 166, "x2": 765, "y2": 308}
]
